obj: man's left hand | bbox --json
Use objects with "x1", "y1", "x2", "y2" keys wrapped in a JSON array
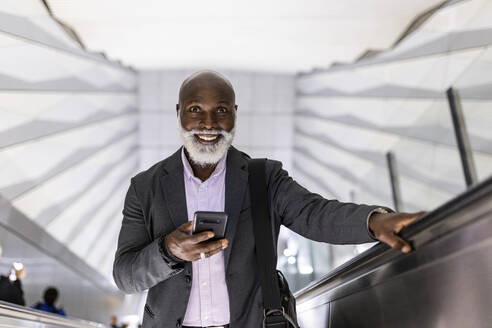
[{"x1": 369, "y1": 211, "x2": 426, "y2": 253}]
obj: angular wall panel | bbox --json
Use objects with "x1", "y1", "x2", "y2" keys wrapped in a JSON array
[
  {"x1": 0, "y1": 1, "x2": 138, "y2": 301},
  {"x1": 292, "y1": 0, "x2": 492, "y2": 293}
]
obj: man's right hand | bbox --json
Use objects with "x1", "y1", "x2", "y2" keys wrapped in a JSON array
[{"x1": 165, "y1": 221, "x2": 228, "y2": 262}]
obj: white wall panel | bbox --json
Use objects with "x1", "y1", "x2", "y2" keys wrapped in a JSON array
[
  {"x1": 233, "y1": 113, "x2": 251, "y2": 148},
  {"x1": 67, "y1": 167, "x2": 136, "y2": 256},
  {"x1": 0, "y1": 2, "x2": 138, "y2": 322},
  {"x1": 139, "y1": 112, "x2": 180, "y2": 147},
  {"x1": 12, "y1": 133, "x2": 137, "y2": 224},
  {"x1": 295, "y1": 135, "x2": 374, "y2": 177},
  {"x1": 0, "y1": 116, "x2": 137, "y2": 192},
  {"x1": 139, "y1": 146, "x2": 181, "y2": 171},
  {"x1": 45, "y1": 146, "x2": 138, "y2": 238}
]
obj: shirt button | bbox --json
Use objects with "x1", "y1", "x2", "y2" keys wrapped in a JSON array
[{"x1": 202, "y1": 281, "x2": 207, "y2": 286}]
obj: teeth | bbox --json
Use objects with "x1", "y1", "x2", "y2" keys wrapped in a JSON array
[{"x1": 197, "y1": 135, "x2": 218, "y2": 141}]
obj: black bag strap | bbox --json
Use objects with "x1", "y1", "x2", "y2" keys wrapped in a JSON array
[{"x1": 248, "y1": 158, "x2": 282, "y2": 311}]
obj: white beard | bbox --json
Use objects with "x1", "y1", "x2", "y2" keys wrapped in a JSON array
[{"x1": 177, "y1": 113, "x2": 236, "y2": 166}]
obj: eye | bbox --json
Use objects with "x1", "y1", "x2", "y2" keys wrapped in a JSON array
[
  {"x1": 217, "y1": 107, "x2": 228, "y2": 113},
  {"x1": 189, "y1": 106, "x2": 200, "y2": 113}
]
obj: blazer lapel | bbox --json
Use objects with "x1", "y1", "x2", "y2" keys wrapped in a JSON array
[
  {"x1": 160, "y1": 148, "x2": 189, "y2": 229},
  {"x1": 224, "y1": 146, "x2": 248, "y2": 270}
]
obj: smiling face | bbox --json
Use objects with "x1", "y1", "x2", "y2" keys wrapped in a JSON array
[{"x1": 177, "y1": 71, "x2": 237, "y2": 166}]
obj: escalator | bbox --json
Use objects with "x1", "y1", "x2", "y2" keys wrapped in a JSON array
[
  {"x1": 0, "y1": 301, "x2": 107, "y2": 328},
  {"x1": 2, "y1": 178, "x2": 490, "y2": 328},
  {"x1": 295, "y1": 176, "x2": 492, "y2": 327}
]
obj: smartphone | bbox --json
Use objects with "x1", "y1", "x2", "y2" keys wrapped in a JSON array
[{"x1": 192, "y1": 211, "x2": 228, "y2": 241}]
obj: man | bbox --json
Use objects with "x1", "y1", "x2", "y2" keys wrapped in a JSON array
[
  {"x1": 113, "y1": 71, "x2": 423, "y2": 328},
  {"x1": 32, "y1": 287, "x2": 66, "y2": 316},
  {"x1": 0, "y1": 245, "x2": 26, "y2": 306}
]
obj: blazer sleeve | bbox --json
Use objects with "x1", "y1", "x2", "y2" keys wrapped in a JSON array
[
  {"x1": 266, "y1": 160, "x2": 382, "y2": 244},
  {"x1": 113, "y1": 179, "x2": 183, "y2": 294}
]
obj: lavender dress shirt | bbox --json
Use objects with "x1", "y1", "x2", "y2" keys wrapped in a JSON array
[{"x1": 181, "y1": 149, "x2": 230, "y2": 327}]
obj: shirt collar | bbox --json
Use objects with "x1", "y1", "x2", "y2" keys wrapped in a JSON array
[{"x1": 181, "y1": 147, "x2": 227, "y2": 182}]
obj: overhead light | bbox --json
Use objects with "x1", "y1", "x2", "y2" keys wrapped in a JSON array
[
  {"x1": 287, "y1": 256, "x2": 296, "y2": 265},
  {"x1": 299, "y1": 265, "x2": 314, "y2": 275},
  {"x1": 283, "y1": 248, "x2": 297, "y2": 257}
]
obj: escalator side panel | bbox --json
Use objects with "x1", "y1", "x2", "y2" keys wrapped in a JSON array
[{"x1": 298, "y1": 210, "x2": 492, "y2": 327}]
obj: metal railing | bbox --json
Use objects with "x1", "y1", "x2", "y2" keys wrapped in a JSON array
[
  {"x1": 0, "y1": 301, "x2": 108, "y2": 328},
  {"x1": 294, "y1": 175, "x2": 492, "y2": 327}
]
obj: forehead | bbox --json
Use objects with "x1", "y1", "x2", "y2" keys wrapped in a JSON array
[{"x1": 180, "y1": 78, "x2": 235, "y2": 104}]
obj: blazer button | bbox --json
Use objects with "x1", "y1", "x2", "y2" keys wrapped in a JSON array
[{"x1": 185, "y1": 275, "x2": 191, "y2": 284}]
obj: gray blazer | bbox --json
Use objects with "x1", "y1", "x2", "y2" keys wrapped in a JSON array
[{"x1": 113, "y1": 146, "x2": 380, "y2": 328}]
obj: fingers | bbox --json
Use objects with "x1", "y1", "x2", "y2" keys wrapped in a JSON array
[
  {"x1": 178, "y1": 221, "x2": 193, "y2": 232},
  {"x1": 372, "y1": 211, "x2": 427, "y2": 254},
  {"x1": 393, "y1": 211, "x2": 426, "y2": 233},
  {"x1": 193, "y1": 239, "x2": 228, "y2": 261},
  {"x1": 190, "y1": 231, "x2": 215, "y2": 243},
  {"x1": 201, "y1": 239, "x2": 228, "y2": 254},
  {"x1": 378, "y1": 232, "x2": 412, "y2": 254}
]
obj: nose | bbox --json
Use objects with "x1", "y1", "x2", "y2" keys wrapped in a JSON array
[{"x1": 199, "y1": 112, "x2": 218, "y2": 130}]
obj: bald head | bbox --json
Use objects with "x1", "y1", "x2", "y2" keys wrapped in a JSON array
[{"x1": 178, "y1": 70, "x2": 236, "y2": 107}]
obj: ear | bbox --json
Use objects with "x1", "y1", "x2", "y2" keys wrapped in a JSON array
[
  {"x1": 176, "y1": 104, "x2": 180, "y2": 116},
  {"x1": 234, "y1": 104, "x2": 238, "y2": 111}
]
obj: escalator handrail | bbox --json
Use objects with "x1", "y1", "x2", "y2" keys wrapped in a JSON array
[
  {"x1": 0, "y1": 300, "x2": 107, "y2": 328},
  {"x1": 294, "y1": 174, "x2": 492, "y2": 300}
]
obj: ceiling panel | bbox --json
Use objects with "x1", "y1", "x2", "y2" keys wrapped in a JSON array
[{"x1": 47, "y1": 0, "x2": 444, "y2": 72}]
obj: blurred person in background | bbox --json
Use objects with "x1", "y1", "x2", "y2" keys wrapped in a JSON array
[
  {"x1": 32, "y1": 286, "x2": 66, "y2": 316},
  {"x1": 0, "y1": 244, "x2": 26, "y2": 306},
  {"x1": 110, "y1": 315, "x2": 120, "y2": 328}
]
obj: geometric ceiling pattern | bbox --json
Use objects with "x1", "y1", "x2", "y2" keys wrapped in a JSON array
[
  {"x1": 295, "y1": 0, "x2": 492, "y2": 214},
  {"x1": 46, "y1": 0, "x2": 445, "y2": 72},
  {"x1": 0, "y1": 1, "x2": 137, "y2": 284}
]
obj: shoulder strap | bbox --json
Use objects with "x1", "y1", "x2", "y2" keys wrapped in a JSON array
[{"x1": 248, "y1": 158, "x2": 282, "y2": 311}]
